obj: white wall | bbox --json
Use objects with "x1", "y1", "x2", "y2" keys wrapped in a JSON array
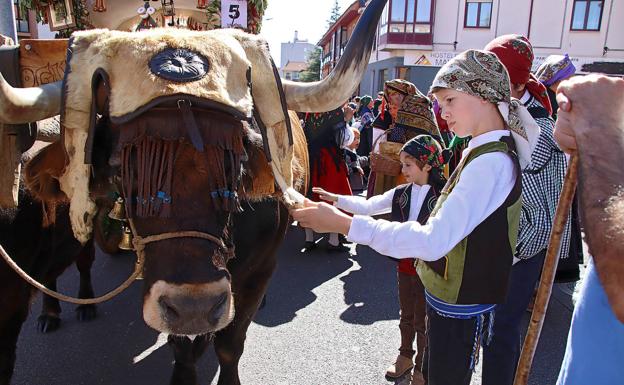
[
  {"x1": 280, "y1": 41, "x2": 316, "y2": 69},
  {"x1": 495, "y1": 0, "x2": 530, "y2": 37},
  {"x1": 430, "y1": 0, "x2": 624, "y2": 59}
]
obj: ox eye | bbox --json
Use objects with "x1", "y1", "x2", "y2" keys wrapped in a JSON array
[
  {"x1": 147, "y1": 7, "x2": 156, "y2": 14},
  {"x1": 137, "y1": 6, "x2": 146, "y2": 13}
]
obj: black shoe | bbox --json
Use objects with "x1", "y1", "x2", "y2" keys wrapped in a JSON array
[
  {"x1": 326, "y1": 242, "x2": 350, "y2": 252},
  {"x1": 302, "y1": 241, "x2": 317, "y2": 252},
  {"x1": 338, "y1": 234, "x2": 350, "y2": 244}
]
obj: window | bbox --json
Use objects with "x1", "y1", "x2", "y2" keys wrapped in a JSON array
[
  {"x1": 378, "y1": 69, "x2": 390, "y2": 91},
  {"x1": 464, "y1": 0, "x2": 492, "y2": 28},
  {"x1": 571, "y1": 0, "x2": 604, "y2": 31},
  {"x1": 385, "y1": 0, "x2": 433, "y2": 35},
  {"x1": 396, "y1": 67, "x2": 410, "y2": 80},
  {"x1": 14, "y1": 0, "x2": 30, "y2": 34},
  {"x1": 391, "y1": 0, "x2": 406, "y2": 21},
  {"x1": 292, "y1": 72, "x2": 300, "y2": 81}
]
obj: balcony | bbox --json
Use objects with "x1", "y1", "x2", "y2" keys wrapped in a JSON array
[{"x1": 377, "y1": 0, "x2": 434, "y2": 50}]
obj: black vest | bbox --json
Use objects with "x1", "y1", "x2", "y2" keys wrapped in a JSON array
[{"x1": 391, "y1": 184, "x2": 445, "y2": 275}]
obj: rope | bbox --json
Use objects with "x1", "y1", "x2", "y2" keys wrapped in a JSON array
[
  {"x1": 0, "y1": 241, "x2": 144, "y2": 305},
  {"x1": 0, "y1": 220, "x2": 225, "y2": 305}
]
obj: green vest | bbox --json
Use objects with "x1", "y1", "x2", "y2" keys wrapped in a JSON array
[{"x1": 416, "y1": 137, "x2": 522, "y2": 304}]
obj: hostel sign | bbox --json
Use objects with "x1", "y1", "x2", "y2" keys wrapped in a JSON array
[{"x1": 405, "y1": 51, "x2": 457, "y2": 67}]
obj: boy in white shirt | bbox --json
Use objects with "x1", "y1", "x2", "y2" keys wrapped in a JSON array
[{"x1": 314, "y1": 135, "x2": 449, "y2": 385}]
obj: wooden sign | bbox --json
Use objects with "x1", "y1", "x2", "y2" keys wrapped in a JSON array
[{"x1": 19, "y1": 39, "x2": 68, "y2": 87}]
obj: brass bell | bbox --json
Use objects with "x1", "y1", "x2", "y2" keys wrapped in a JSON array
[
  {"x1": 118, "y1": 225, "x2": 135, "y2": 251},
  {"x1": 108, "y1": 197, "x2": 127, "y2": 221}
]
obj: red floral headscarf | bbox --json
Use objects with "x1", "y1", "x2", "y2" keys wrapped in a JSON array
[{"x1": 484, "y1": 34, "x2": 553, "y2": 115}]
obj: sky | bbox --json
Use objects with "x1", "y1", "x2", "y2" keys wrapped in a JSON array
[{"x1": 258, "y1": 0, "x2": 355, "y2": 65}]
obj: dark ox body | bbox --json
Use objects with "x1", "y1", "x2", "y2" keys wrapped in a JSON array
[
  {"x1": 0, "y1": 187, "x2": 95, "y2": 385},
  {"x1": 167, "y1": 198, "x2": 290, "y2": 385}
]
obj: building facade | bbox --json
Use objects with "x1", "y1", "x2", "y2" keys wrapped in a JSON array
[
  {"x1": 279, "y1": 31, "x2": 316, "y2": 78},
  {"x1": 349, "y1": 0, "x2": 624, "y2": 95},
  {"x1": 318, "y1": 0, "x2": 368, "y2": 80}
]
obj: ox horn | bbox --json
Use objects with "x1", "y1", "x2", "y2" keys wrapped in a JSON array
[
  {"x1": 0, "y1": 72, "x2": 62, "y2": 125},
  {"x1": 282, "y1": 0, "x2": 388, "y2": 112}
]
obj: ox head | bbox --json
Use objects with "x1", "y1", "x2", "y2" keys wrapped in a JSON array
[{"x1": 0, "y1": 0, "x2": 387, "y2": 336}]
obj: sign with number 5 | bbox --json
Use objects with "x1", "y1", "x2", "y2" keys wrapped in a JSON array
[{"x1": 221, "y1": 0, "x2": 248, "y2": 29}]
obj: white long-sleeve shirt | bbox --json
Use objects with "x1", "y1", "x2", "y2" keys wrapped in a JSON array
[
  {"x1": 336, "y1": 184, "x2": 431, "y2": 219},
  {"x1": 347, "y1": 130, "x2": 517, "y2": 262}
]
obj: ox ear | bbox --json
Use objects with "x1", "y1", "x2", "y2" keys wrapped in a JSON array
[{"x1": 23, "y1": 140, "x2": 68, "y2": 203}]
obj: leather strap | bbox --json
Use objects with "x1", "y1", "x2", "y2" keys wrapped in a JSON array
[{"x1": 178, "y1": 99, "x2": 205, "y2": 151}]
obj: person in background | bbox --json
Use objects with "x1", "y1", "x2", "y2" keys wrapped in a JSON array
[
  {"x1": 535, "y1": 54, "x2": 577, "y2": 120},
  {"x1": 370, "y1": 82, "x2": 442, "y2": 197},
  {"x1": 358, "y1": 95, "x2": 375, "y2": 129},
  {"x1": 534, "y1": 54, "x2": 584, "y2": 283},
  {"x1": 302, "y1": 108, "x2": 352, "y2": 252},
  {"x1": 315, "y1": 135, "x2": 449, "y2": 385},
  {"x1": 344, "y1": 128, "x2": 369, "y2": 192},
  {"x1": 353, "y1": 96, "x2": 361, "y2": 118},
  {"x1": 552, "y1": 74, "x2": 624, "y2": 385},
  {"x1": 373, "y1": 96, "x2": 383, "y2": 117}
]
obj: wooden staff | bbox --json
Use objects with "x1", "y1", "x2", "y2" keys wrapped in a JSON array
[{"x1": 514, "y1": 154, "x2": 579, "y2": 385}]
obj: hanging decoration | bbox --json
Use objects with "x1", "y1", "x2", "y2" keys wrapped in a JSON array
[
  {"x1": 93, "y1": 0, "x2": 106, "y2": 12},
  {"x1": 135, "y1": 1, "x2": 158, "y2": 31},
  {"x1": 204, "y1": 0, "x2": 267, "y2": 34},
  {"x1": 18, "y1": 0, "x2": 268, "y2": 35},
  {"x1": 160, "y1": 0, "x2": 177, "y2": 27}
]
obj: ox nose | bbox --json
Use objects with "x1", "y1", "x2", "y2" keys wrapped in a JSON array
[
  {"x1": 143, "y1": 278, "x2": 234, "y2": 335},
  {"x1": 158, "y1": 292, "x2": 227, "y2": 326}
]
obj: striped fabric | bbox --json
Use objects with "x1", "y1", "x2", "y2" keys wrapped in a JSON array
[
  {"x1": 425, "y1": 291, "x2": 496, "y2": 319},
  {"x1": 517, "y1": 95, "x2": 571, "y2": 260}
]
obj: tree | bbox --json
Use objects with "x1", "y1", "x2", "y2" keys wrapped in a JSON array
[
  {"x1": 326, "y1": 0, "x2": 341, "y2": 28},
  {"x1": 299, "y1": 48, "x2": 322, "y2": 82}
]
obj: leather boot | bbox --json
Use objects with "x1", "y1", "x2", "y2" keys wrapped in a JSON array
[
  {"x1": 385, "y1": 354, "x2": 414, "y2": 378},
  {"x1": 410, "y1": 369, "x2": 425, "y2": 385}
]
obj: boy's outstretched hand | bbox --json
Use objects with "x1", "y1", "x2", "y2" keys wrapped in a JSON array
[
  {"x1": 311, "y1": 187, "x2": 339, "y2": 202},
  {"x1": 290, "y1": 198, "x2": 352, "y2": 235}
]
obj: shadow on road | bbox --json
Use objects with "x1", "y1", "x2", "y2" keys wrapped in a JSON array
[
  {"x1": 253, "y1": 226, "x2": 354, "y2": 327},
  {"x1": 339, "y1": 244, "x2": 400, "y2": 325}
]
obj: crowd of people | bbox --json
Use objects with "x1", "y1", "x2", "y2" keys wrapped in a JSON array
[{"x1": 294, "y1": 34, "x2": 623, "y2": 385}]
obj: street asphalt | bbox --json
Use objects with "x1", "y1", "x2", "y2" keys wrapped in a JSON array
[{"x1": 12, "y1": 223, "x2": 577, "y2": 385}]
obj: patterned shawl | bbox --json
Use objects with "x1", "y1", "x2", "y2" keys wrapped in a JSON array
[
  {"x1": 484, "y1": 34, "x2": 553, "y2": 115},
  {"x1": 535, "y1": 54, "x2": 577, "y2": 87},
  {"x1": 394, "y1": 93, "x2": 442, "y2": 141},
  {"x1": 430, "y1": 49, "x2": 540, "y2": 169}
]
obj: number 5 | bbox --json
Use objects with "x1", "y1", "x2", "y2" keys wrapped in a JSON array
[{"x1": 229, "y1": 4, "x2": 240, "y2": 20}]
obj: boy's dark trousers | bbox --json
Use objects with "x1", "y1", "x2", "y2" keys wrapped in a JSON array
[
  {"x1": 424, "y1": 307, "x2": 477, "y2": 385},
  {"x1": 482, "y1": 249, "x2": 547, "y2": 385},
  {"x1": 398, "y1": 271, "x2": 427, "y2": 370}
]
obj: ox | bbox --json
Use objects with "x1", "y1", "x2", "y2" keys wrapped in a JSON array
[
  {"x1": 0, "y1": 176, "x2": 96, "y2": 384},
  {"x1": 0, "y1": 0, "x2": 387, "y2": 383}
]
